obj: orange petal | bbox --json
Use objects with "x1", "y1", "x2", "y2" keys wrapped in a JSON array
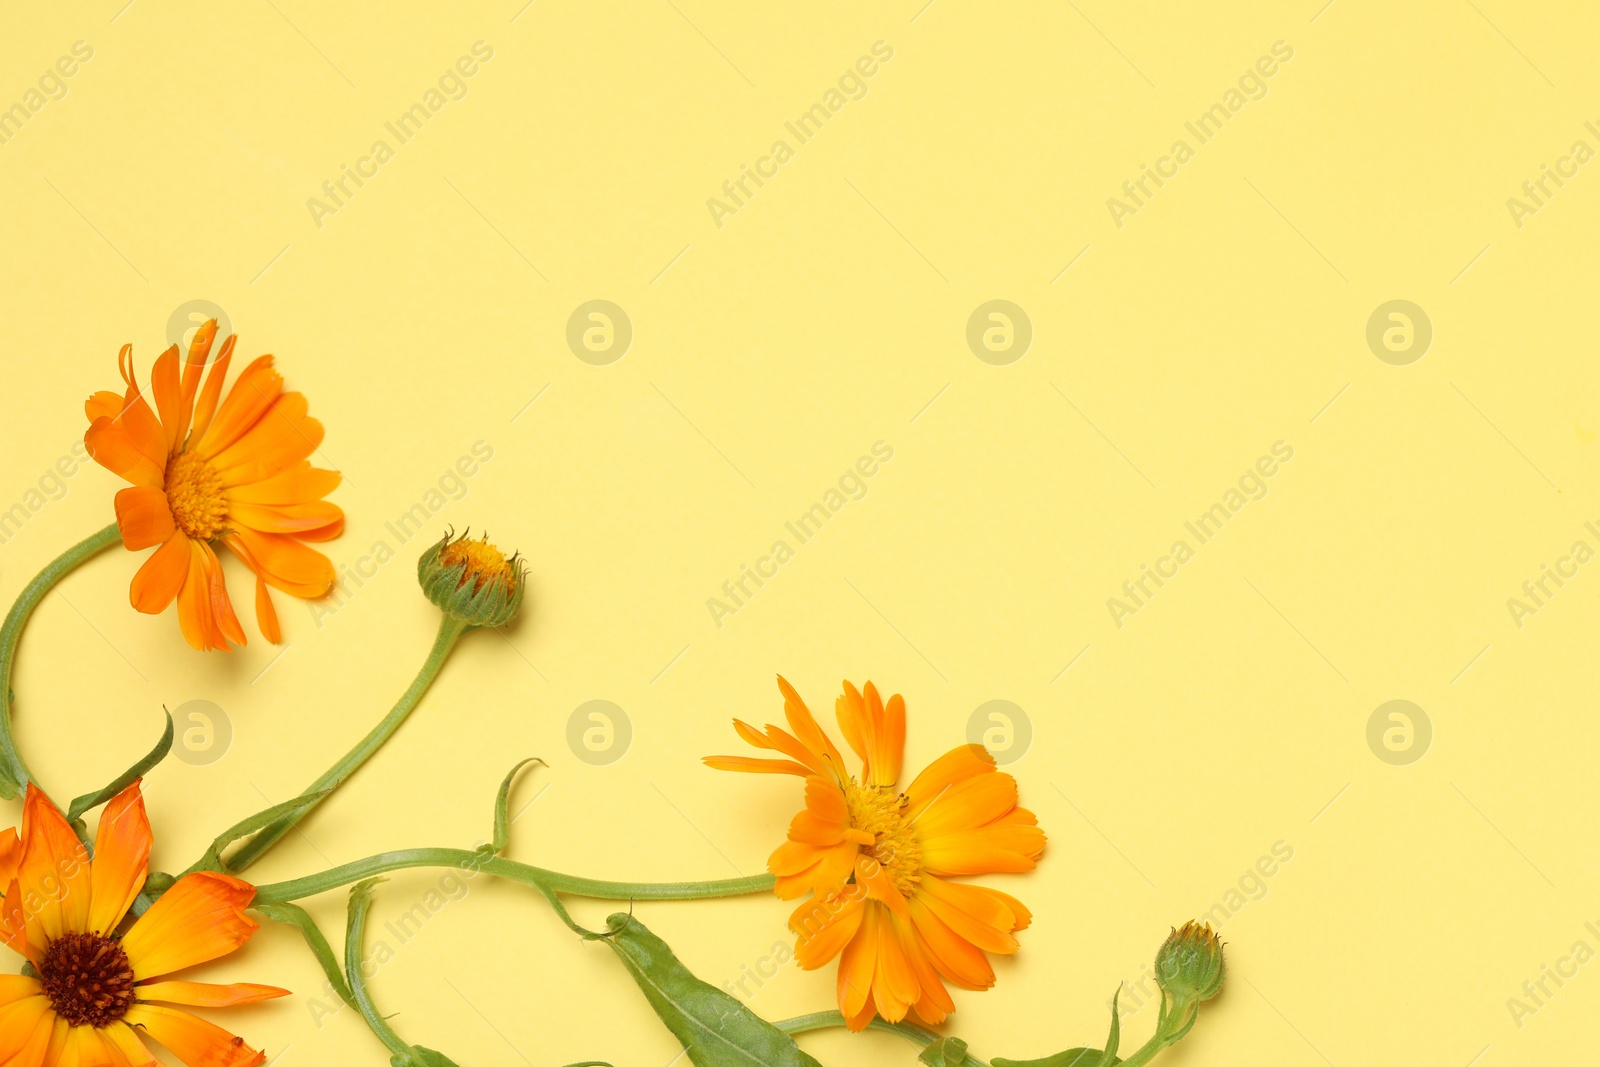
[
  {"x1": 224, "y1": 463, "x2": 340, "y2": 506},
  {"x1": 789, "y1": 892, "x2": 865, "y2": 969},
  {"x1": 172, "y1": 319, "x2": 219, "y2": 448},
  {"x1": 130, "y1": 533, "x2": 192, "y2": 615},
  {"x1": 869, "y1": 903, "x2": 919, "y2": 1022},
  {"x1": 175, "y1": 541, "x2": 220, "y2": 651},
  {"x1": 225, "y1": 500, "x2": 343, "y2": 536},
  {"x1": 0, "y1": 991, "x2": 53, "y2": 1062},
  {"x1": 912, "y1": 772, "x2": 1019, "y2": 839},
  {"x1": 17, "y1": 784, "x2": 92, "y2": 949},
  {"x1": 701, "y1": 756, "x2": 812, "y2": 776},
  {"x1": 221, "y1": 528, "x2": 333, "y2": 600},
  {"x1": 121, "y1": 871, "x2": 258, "y2": 980},
  {"x1": 149, "y1": 345, "x2": 183, "y2": 454},
  {"x1": 835, "y1": 681, "x2": 904, "y2": 787},
  {"x1": 194, "y1": 355, "x2": 281, "y2": 459},
  {"x1": 855, "y1": 854, "x2": 909, "y2": 919},
  {"x1": 100, "y1": 1022, "x2": 159, "y2": 1067},
  {"x1": 112, "y1": 347, "x2": 170, "y2": 471},
  {"x1": 85, "y1": 418, "x2": 164, "y2": 488},
  {"x1": 836, "y1": 902, "x2": 877, "y2": 1020},
  {"x1": 201, "y1": 541, "x2": 247, "y2": 649},
  {"x1": 254, "y1": 575, "x2": 281, "y2": 645},
  {"x1": 777, "y1": 676, "x2": 847, "y2": 779},
  {"x1": 920, "y1": 824, "x2": 1046, "y2": 876},
  {"x1": 88, "y1": 781, "x2": 152, "y2": 935},
  {"x1": 0, "y1": 877, "x2": 33, "y2": 965},
  {"x1": 136, "y1": 982, "x2": 290, "y2": 1007},
  {"x1": 905, "y1": 745, "x2": 996, "y2": 821},
  {"x1": 66, "y1": 1025, "x2": 123, "y2": 1067},
  {"x1": 123, "y1": 1003, "x2": 266, "y2": 1067},
  {"x1": 0, "y1": 828, "x2": 19, "y2": 888},
  {"x1": 86, "y1": 390, "x2": 125, "y2": 423},
  {"x1": 209, "y1": 394, "x2": 323, "y2": 486},
  {"x1": 0, "y1": 974, "x2": 41, "y2": 1008},
  {"x1": 914, "y1": 878, "x2": 1020, "y2": 955},
  {"x1": 114, "y1": 486, "x2": 176, "y2": 552},
  {"x1": 188, "y1": 335, "x2": 236, "y2": 444},
  {"x1": 894, "y1": 910, "x2": 954, "y2": 1025},
  {"x1": 907, "y1": 895, "x2": 994, "y2": 991}
]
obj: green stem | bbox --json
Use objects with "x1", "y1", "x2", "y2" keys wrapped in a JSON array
[
  {"x1": 225, "y1": 614, "x2": 471, "y2": 871},
  {"x1": 252, "y1": 847, "x2": 775, "y2": 906},
  {"x1": 775, "y1": 1012, "x2": 992, "y2": 1067},
  {"x1": 345, "y1": 880, "x2": 415, "y2": 1060},
  {"x1": 0, "y1": 523, "x2": 122, "y2": 797}
]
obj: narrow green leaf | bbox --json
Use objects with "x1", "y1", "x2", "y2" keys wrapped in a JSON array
[
  {"x1": 994, "y1": 991, "x2": 1124, "y2": 1067},
  {"x1": 1098, "y1": 990, "x2": 1121, "y2": 1067},
  {"x1": 920, "y1": 1036, "x2": 970, "y2": 1066},
  {"x1": 67, "y1": 711, "x2": 174, "y2": 821},
  {"x1": 992, "y1": 1050, "x2": 1112, "y2": 1067},
  {"x1": 600, "y1": 913, "x2": 824, "y2": 1067},
  {"x1": 492, "y1": 757, "x2": 544, "y2": 855},
  {"x1": 391, "y1": 1047, "x2": 462, "y2": 1067},
  {"x1": 256, "y1": 901, "x2": 355, "y2": 1009},
  {"x1": 202, "y1": 789, "x2": 332, "y2": 872}
]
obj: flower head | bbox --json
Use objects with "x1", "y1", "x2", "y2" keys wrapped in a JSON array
[
  {"x1": 0, "y1": 782, "x2": 286, "y2": 1065},
  {"x1": 1155, "y1": 921, "x2": 1225, "y2": 1005},
  {"x1": 417, "y1": 529, "x2": 526, "y2": 628},
  {"x1": 84, "y1": 322, "x2": 342, "y2": 650},
  {"x1": 706, "y1": 677, "x2": 1046, "y2": 1031}
]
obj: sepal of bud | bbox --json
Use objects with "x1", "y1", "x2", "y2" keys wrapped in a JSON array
[{"x1": 417, "y1": 529, "x2": 526, "y2": 628}]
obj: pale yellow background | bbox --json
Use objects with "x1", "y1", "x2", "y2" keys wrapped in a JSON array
[{"x1": 1, "y1": 1, "x2": 1597, "y2": 1064}]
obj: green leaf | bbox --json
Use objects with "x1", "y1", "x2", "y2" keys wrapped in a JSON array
[
  {"x1": 994, "y1": 990, "x2": 1124, "y2": 1067},
  {"x1": 920, "y1": 1036, "x2": 970, "y2": 1066},
  {"x1": 491, "y1": 758, "x2": 544, "y2": 855},
  {"x1": 992, "y1": 1051, "x2": 1114, "y2": 1067},
  {"x1": 390, "y1": 1047, "x2": 462, "y2": 1067},
  {"x1": 196, "y1": 789, "x2": 332, "y2": 872},
  {"x1": 67, "y1": 711, "x2": 173, "y2": 821},
  {"x1": 599, "y1": 913, "x2": 824, "y2": 1067}
]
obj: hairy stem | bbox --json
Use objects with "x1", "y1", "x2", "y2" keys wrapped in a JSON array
[
  {"x1": 225, "y1": 614, "x2": 470, "y2": 871},
  {"x1": 252, "y1": 847, "x2": 775, "y2": 906},
  {"x1": 775, "y1": 1011, "x2": 993, "y2": 1067},
  {"x1": 0, "y1": 523, "x2": 122, "y2": 797}
]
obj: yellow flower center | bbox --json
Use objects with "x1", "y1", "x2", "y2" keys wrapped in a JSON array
[
  {"x1": 39, "y1": 932, "x2": 136, "y2": 1028},
  {"x1": 439, "y1": 535, "x2": 513, "y2": 591},
  {"x1": 165, "y1": 451, "x2": 228, "y2": 540},
  {"x1": 845, "y1": 781, "x2": 923, "y2": 895}
]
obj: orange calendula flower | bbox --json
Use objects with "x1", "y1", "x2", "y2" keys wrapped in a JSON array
[
  {"x1": 85, "y1": 320, "x2": 342, "y2": 651},
  {"x1": 707, "y1": 677, "x2": 1046, "y2": 1031},
  {"x1": 0, "y1": 782, "x2": 286, "y2": 1066}
]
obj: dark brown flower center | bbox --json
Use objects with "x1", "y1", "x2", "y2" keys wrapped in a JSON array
[{"x1": 39, "y1": 932, "x2": 136, "y2": 1027}]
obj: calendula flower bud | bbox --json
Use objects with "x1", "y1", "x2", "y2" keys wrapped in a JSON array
[
  {"x1": 1155, "y1": 921, "x2": 1225, "y2": 1005},
  {"x1": 417, "y1": 528, "x2": 526, "y2": 628}
]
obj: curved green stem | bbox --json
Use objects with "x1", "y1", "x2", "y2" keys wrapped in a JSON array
[
  {"x1": 346, "y1": 880, "x2": 416, "y2": 1060},
  {"x1": 252, "y1": 847, "x2": 775, "y2": 906},
  {"x1": 225, "y1": 614, "x2": 471, "y2": 871},
  {"x1": 0, "y1": 523, "x2": 122, "y2": 797},
  {"x1": 775, "y1": 1012, "x2": 992, "y2": 1067}
]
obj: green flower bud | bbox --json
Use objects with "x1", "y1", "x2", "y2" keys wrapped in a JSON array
[
  {"x1": 1155, "y1": 921, "x2": 1225, "y2": 1004},
  {"x1": 417, "y1": 529, "x2": 527, "y2": 628}
]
